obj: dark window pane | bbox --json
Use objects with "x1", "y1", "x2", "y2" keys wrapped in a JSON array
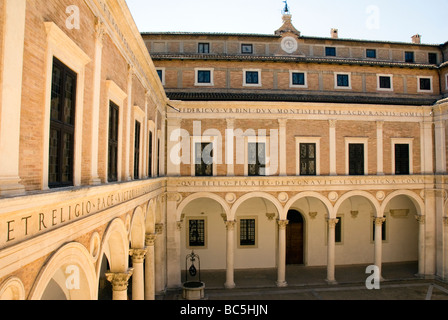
[
  {"x1": 292, "y1": 72, "x2": 305, "y2": 86},
  {"x1": 241, "y1": 44, "x2": 253, "y2": 54},
  {"x1": 300, "y1": 143, "x2": 317, "y2": 176},
  {"x1": 337, "y1": 74, "x2": 349, "y2": 87},
  {"x1": 195, "y1": 143, "x2": 213, "y2": 176},
  {"x1": 240, "y1": 219, "x2": 256, "y2": 246},
  {"x1": 189, "y1": 220, "x2": 205, "y2": 247},
  {"x1": 349, "y1": 144, "x2": 364, "y2": 175},
  {"x1": 197, "y1": 70, "x2": 211, "y2": 83},
  {"x1": 134, "y1": 121, "x2": 141, "y2": 179},
  {"x1": 198, "y1": 43, "x2": 210, "y2": 53},
  {"x1": 428, "y1": 53, "x2": 437, "y2": 64},
  {"x1": 326, "y1": 47, "x2": 336, "y2": 56},
  {"x1": 156, "y1": 70, "x2": 163, "y2": 82},
  {"x1": 379, "y1": 76, "x2": 391, "y2": 89},
  {"x1": 405, "y1": 51, "x2": 414, "y2": 63},
  {"x1": 148, "y1": 131, "x2": 153, "y2": 176},
  {"x1": 395, "y1": 144, "x2": 410, "y2": 175},
  {"x1": 246, "y1": 71, "x2": 259, "y2": 84},
  {"x1": 420, "y1": 78, "x2": 431, "y2": 91},
  {"x1": 108, "y1": 102, "x2": 119, "y2": 182},
  {"x1": 366, "y1": 49, "x2": 377, "y2": 58},
  {"x1": 248, "y1": 143, "x2": 266, "y2": 176},
  {"x1": 335, "y1": 217, "x2": 342, "y2": 243}
]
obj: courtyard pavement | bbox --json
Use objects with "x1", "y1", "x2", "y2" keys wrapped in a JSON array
[{"x1": 160, "y1": 262, "x2": 448, "y2": 301}]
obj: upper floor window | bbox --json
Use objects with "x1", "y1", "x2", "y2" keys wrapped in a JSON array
[
  {"x1": 241, "y1": 44, "x2": 253, "y2": 54},
  {"x1": 290, "y1": 71, "x2": 307, "y2": 88},
  {"x1": 394, "y1": 144, "x2": 410, "y2": 175},
  {"x1": 248, "y1": 142, "x2": 266, "y2": 176},
  {"x1": 49, "y1": 58, "x2": 77, "y2": 188},
  {"x1": 198, "y1": 42, "x2": 210, "y2": 54},
  {"x1": 195, "y1": 68, "x2": 214, "y2": 86},
  {"x1": 366, "y1": 49, "x2": 377, "y2": 59},
  {"x1": 134, "y1": 121, "x2": 141, "y2": 180},
  {"x1": 418, "y1": 76, "x2": 433, "y2": 92},
  {"x1": 335, "y1": 73, "x2": 351, "y2": 89},
  {"x1": 405, "y1": 51, "x2": 414, "y2": 63},
  {"x1": 300, "y1": 143, "x2": 316, "y2": 176},
  {"x1": 244, "y1": 69, "x2": 261, "y2": 86},
  {"x1": 156, "y1": 68, "x2": 165, "y2": 85},
  {"x1": 428, "y1": 53, "x2": 438, "y2": 65},
  {"x1": 194, "y1": 142, "x2": 214, "y2": 176},
  {"x1": 325, "y1": 47, "x2": 336, "y2": 57},
  {"x1": 108, "y1": 101, "x2": 119, "y2": 182},
  {"x1": 377, "y1": 74, "x2": 393, "y2": 91},
  {"x1": 347, "y1": 143, "x2": 366, "y2": 176}
]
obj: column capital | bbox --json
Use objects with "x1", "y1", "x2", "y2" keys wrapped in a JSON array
[
  {"x1": 278, "y1": 118, "x2": 288, "y2": 127},
  {"x1": 94, "y1": 18, "x2": 106, "y2": 43},
  {"x1": 326, "y1": 218, "x2": 339, "y2": 228},
  {"x1": 374, "y1": 217, "x2": 386, "y2": 226},
  {"x1": 225, "y1": 220, "x2": 236, "y2": 230},
  {"x1": 155, "y1": 223, "x2": 164, "y2": 234},
  {"x1": 415, "y1": 215, "x2": 426, "y2": 224},
  {"x1": 376, "y1": 121, "x2": 384, "y2": 129},
  {"x1": 277, "y1": 219, "x2": 289, "y2": 229},
  {"x1": 329, "y1": 119, "x2": 337, "y2": 128},
  {"x1": 105, "y1": 269, "x2": 134, "y2": 291},
  {"x1": 443, "y1": 217, "x2": 448, "y2": 226},
  {"x1": 130, "y1": 248, "x2": 147, "y2": 263},
  {"x1": 145, "y1": 233, "x2": 157, "y2": 246}
]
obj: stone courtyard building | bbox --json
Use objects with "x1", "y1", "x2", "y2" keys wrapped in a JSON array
[{"x1": 0, "y1": 0, "x2": 447, "y2": 299}]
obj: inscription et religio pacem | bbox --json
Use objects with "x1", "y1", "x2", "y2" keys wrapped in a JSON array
[{"x1": 2, "y1": 184, "x2": 159, "y2": 247}]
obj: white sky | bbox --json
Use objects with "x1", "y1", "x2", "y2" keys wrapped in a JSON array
[{"x1": 125, "y1": 0, "x2": 448, "y2": 45}]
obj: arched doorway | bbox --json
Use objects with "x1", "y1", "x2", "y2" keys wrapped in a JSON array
[{"x1": 286, "y1": 210, "x2": 304, "y2": 265}]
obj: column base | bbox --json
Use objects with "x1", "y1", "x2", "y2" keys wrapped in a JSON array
[
  {"x1": 276, "y1": 280, "x2": 288, "y2": 288},
  {"x1": 89, "y1": 177, "x2": 102, "y2": 186},
  {"x1": 325, "y1": 279, "x2": 338, "y2": 285},
  {"x1": 224, "y1": 282, "x2": 236, "y2": 289},
  {"x1": 0, "y1": 177, "x2": 25, "y2": 197}
]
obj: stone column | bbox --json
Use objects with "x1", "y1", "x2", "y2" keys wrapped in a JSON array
[
  {"x1": 276, "y1": 220, "x2": 289, "y2": 287},
  {"x1": 329, "y1": 120, "x2": 337, "y2": 176},
  {"x1": 166, "y1": 193, "x2": 181, "y2": 288},
  {"x1": 434, "y1": 120, "x2": 446, "y2": 174},
  {"x1": 154, "y1": 223, "x2": 165, "y2": 294},
  {"x1": 125, "y1": 66, "x2": 134, "y2": 181},
  {"x1": 105, "y1": 269, "x2": 133, "y2": 300},
  {"x1": 0, "y1": 0, "x2": 27, "y2": 196},
  {"x1": 415, "y1": 215, "x2": 426, "y2": 276},
  {"x1": 374, "y1": 217, "x2": 386, "y2": 279},
  {"x1": 326, "y1": 218, "x2": 339, "y2": 284},
  {"x1": 443, "y1": 217, "x2": 448, "y2": 281},
  {"x1": 89, "y1": 19, "x2": 105, "y2": 185},
  {"x1": 130, "y1": 248, "x2": 147, "y2": 300},
  {"x1": 225, "y1": 220, "x2": 236, "y2": 289},
  {"x1": 144, "y1": 234, "x2": 156, "y2": 300}
]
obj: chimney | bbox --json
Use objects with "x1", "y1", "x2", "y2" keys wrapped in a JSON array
[
  {"x1": 412, "y1": 34, "x2": 421, "y2": 44},
  {"x1": 331, "y1": 28, "x2": 339, "y2": 39}
]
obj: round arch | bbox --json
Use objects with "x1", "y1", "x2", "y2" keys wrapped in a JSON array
[
  {"x1": 145, "y1": 199, "x2": 156, "y2": 234},
  {"x1": 97, "y1": 218, "x2": 129, "y2": 275},
  {"x1": 130, "y1": 206, "x2": 146, "y2": 249},
  {"x1": 177, "y1": 192, "x2": 230, "y2": 221},
  {"x1": 380, "y1": 190, "x2": 424, "y2": 217},
  {"x1": 283, "y1": 192, "x2": 334, "y2": 220},
  {"x1": 230, "y1": 192, "x2": 283, "y2": 221},
  {"x1": 0, "y1": 277, "x2": 25, "y2": 300},
  {"x1": 333, "y1": 190, "x2": 381, "y2": 218},
  {"x1": 29, "y1": 242, "x2": 97, "y2": 300}
]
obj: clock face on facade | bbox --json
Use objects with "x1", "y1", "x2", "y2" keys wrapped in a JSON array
[{"x1": 281, "y1": 36, "x2": 298, "y2": 54}]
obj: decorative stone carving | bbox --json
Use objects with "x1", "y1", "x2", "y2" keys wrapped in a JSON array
[
  {"x1": 309, "y1": 212, "x2": 317, "y2": 219},
  {"x1": 225, "y1": 193, "x2": 236, "y2": 204},
  {"x1": 129, "y1": 247, "x2": 147, "y2": 263},
  {"x1": 328, "y1": 192, "x2": 338, "y2": 202},
  {"x1": 266, "y1": 213, "x2": 276, "y2": 221},
  {"x1": 155, "y1": 223, "x2": 164, "y2": 234},
  {"x1": 278, "y1": 192, "x2": 289, "y2": 203},
  {"x1": 277, "y1": 220, "x2": 289, "y2": 229},
  {"x1": 225, "y1": 220, "x2": 236, "y2": 230},
  {"x1": 350, "y1": 211, "x2": 359, "y2": 219},
  {"x1": 373, "y1": 217, "x2": 386, "y2": 225},
  {"x1": 105, "y1": 269, "x2": 134, "y2": 291},
  {"x1": 221, "y1": 213, "x2": 227, "y2": 222},
  {"x1": 376, "y1": 191, "x2": 385, "y2": 201},
  {"x1": 89, "y1": 232, "x2": 101, "y2": 262},
  {"x1": 145, "y1": 233, "x2": 156, "y2": 246},
  {"x1": 167, "y1": 192, "x2": 182, "y2": 204},
  {"x1": 390, "y1": 209, "x2": 409, "y2": 218},
  {"x1": 443, "y1": 217, "x2": 448, "y2": 226},
  {"x1": 326, "y1": 218, "x2": 339, "y2": 228},
  {"x1": 415, "y1": 215, "x2": 425, "y2": 224}
]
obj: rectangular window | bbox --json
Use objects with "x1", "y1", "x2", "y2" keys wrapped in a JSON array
[
  {"x1": 300, "y1": 143, "x2": 316, "y2": 176},
  {"x1": 197, "y1": 70, "x2": 211, "y2": 84},
  {"x1": 189, "y1": 219, "x2": 205, "y2": 247},
  {"x1": 336, "y1": 73, "x2": 350, "y2": 88},
  {"x1": 108, "y1": 102, "x2": 119, "y2": 182},
  {"x1": 148, "y1": 131, "x2": 153, "y2": 177},
  {"x1": 378, "y1": 75, "x2": 392, "y2": 90},
  {"x1": 291, "y1": 72, "x2": 306, "y2": 86},
  {"x1": 405, "y1": 51, "x2": 414, "y2": 63},
  {"x1": 240, "y1": 219, "x2": 256, "y2": 246},
  {"x1": 241, "y1": 44, "x2": 253, "y2": 54},
  {"x1": 195, "y1": 142, "x2": 213, "y2": 176},
  {"x1": 248, "y1": 142, "x2": 266, "y2": 176},
  {"x1": 395, "y1": 144, "x2": 410, "y2": 175},
  {"x1": 366, "y1": 49, "x2": 377, "y2": 58},
  {"x1": 428, "y1": 53, "x2": 437, "y2": 65},
  {"x1": 245, "y1": 71, "x2": 260, "y2": 85},
  {"x1": 134, "y1": 121, "x2": 141, "y2": 179},
  {"x1": 349, "y1": 144, "x2": 365, "y2": 175},
  {"x1": 198, "y1": 43, "x2": 210, "y2": 54},
  {"x1": 326, "y1": 47, "x2": 336, "y2": 57},
  {"x1": 49, "y1": 58, "x2": 76, "y2": 188},
  {"x1": 419, "y1": 77, "x2": 432, "y2": 91}
]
